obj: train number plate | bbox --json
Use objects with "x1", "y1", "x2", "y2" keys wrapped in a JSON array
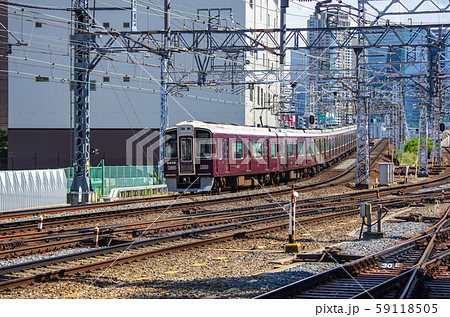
[{"x1": 200, "y1": 165, "x2": 209, "y2": 169}]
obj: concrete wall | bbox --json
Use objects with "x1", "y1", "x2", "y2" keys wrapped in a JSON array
[{"x1": 8, "y1": 128, "x2": 160, "y2": 170}]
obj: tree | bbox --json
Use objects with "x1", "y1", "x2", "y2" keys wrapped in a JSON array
[
  {"x1": 403, "y1": 137, "x2": 433, "y2": 157},
  {"x1": 0, "y1": 130, "x2": 7, "y2": 148}
]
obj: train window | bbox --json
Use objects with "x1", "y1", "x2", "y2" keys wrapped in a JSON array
[
  {"x1": 264, "y1": 141, "x2": 269, "y2": 158},
  {"x1": 253, "y1": 141, "x2": 263, "y2": 158},
  {"x1": 308, "y1": 141, "x2": 313, "y2": 155},
  {"x1": 164, "y1": 130, "x2": 178, "y2": 158},
  {"x1": 180, "y1": 138, "x2": 192, "y2": 162},
  {"x1": 224, "y1": 139, "x2": 229, "y2": 159},
  {"x1": 287, "y1": 143, "x2": 294, "y2": 157},
  {"x1": 195, "y1": 129, "x2": 212, "y2": 158},
  {"x1": 270, "y1": 142, "x2": 277, "y2": 158},
  {"x1": 298, "y1": 141, "x2": 304, "y2": 155},
  {"x1": 232, "y1": 140, "x2": 244, "y2": 159},
  {"x1": 278, "y1": 142, "x2": 284, "y2": 158}
]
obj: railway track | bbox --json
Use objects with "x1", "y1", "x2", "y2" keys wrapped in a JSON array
[
  {"x1": 0, "y1": 207, "x2": 360, "y2": 291},
  {"x1": 0, "y1": 138, "x2": 448, "y2": 294},
  {"x1": 255, "y1": 207, "x2": 450, "y2": 299},
  {"x1": 6, "y1": 138, "x2": 440, "y2": 237},
  {"x1": 0, "y1": 185, "x2": 443, "y2": 260}
]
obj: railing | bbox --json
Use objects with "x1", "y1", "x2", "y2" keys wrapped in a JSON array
[{"x1": 64, "y1": 164, "x2": 161, "y2": 197}]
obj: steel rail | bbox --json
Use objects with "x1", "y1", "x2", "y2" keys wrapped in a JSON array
[
  {"x1": 0, "y1": 208, "x2": 358, "y2": 291},
  {"x1": 255, "y1": 208, "x2": 450, "y2": 299}
]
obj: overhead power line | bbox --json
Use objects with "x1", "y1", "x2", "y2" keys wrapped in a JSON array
[{"x1": 0, "y1": 1, "x2": 72, "y2": 11}]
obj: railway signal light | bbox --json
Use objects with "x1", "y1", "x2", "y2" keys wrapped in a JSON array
[
  {"x1": 309, "y1": 115, "x2": 315, "y2": 125},
  {"x1": 286, "y1": 186, "x2": 300, "y2": 253}
]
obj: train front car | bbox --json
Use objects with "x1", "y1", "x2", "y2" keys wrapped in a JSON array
[{"x1": 163, "y1": 121, "x2": 214, "y2": 192}]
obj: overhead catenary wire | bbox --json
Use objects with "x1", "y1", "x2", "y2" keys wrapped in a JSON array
[
  {"x1": 1, "y1": 0, "x2": 448, "y2": 115},
  {"x1": 2, "y1": 3, "x2": 447, "y2": 71}
]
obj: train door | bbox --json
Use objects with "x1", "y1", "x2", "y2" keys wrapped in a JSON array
[
  {"x1": 269, "y1": 139, "x2": 278, "y2": 171},
  {"x1": 179, "y1": 136, "x2": 194, "y2": 174},
  {"x1": 246, "y1": 139, "x2": 251, "y2": 172},
  {"x1": 264, "y1": 140, "x2": 269, "y2": 170},
  {"x1": 224, "y1": 139, "x2": 230, "y2": 173},
  {"x1": 216, "y1": 139, "x2": 222, "y2": 174},
  {"x1": 284, "y1": 140, "x2": 288, "y2": 170}
]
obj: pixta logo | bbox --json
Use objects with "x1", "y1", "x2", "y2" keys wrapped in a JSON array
[{"x1": 126, "y1": 129, "x2": 160, "y2": 166}]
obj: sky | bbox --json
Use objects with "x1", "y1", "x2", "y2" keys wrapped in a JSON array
[{"x1": 286, "y1": 0, "x2": 450, "y2": 28}]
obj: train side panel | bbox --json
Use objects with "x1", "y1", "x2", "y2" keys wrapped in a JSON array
[{"x1": 164, "y1": 121, "x2": 357, "y2": 192}]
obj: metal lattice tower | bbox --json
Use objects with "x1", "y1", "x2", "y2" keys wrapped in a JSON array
[
  {"x1": 429, "y1": 29, "x2": 443, "y2": 167},
  {"x1": 159, "y1": 0, "x2": 170, "y2": 182},
  {"x1": 432, "y1": 96, "x2": 442, "y2": 167},
  {"x1": 131, "y1": 0, "x2": 137, "y2": 31},
  {"x1": 355, "y1": 0, "x2": 369, "y2": 189},
  {"x1": 354, "y1": 47, "x2": 369, "y2": 188},
  {"x1": 418, "y1": 102, "x2": 428, "y2": 177},
  {"x1": 70, "y1": 0, "x2": 91, "y2": 193}
]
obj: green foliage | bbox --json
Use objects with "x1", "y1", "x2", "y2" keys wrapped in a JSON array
[
  {"x1": 0, "y1": 130, "x2": 7, "y2": 148},
  {"x1": 402, "y1": 137, "x2": 433, "y2": 156},
  {"x1": 403, "y1": 138, "x2": 418, "y2": 154}
]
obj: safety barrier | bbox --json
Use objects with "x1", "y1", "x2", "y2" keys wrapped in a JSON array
[{"x1": 0, "y1": 169, "x2": 67, "y2": 212}]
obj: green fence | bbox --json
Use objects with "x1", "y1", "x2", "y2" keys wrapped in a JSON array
[{"x1": 64, "y1": 164, "x2": 161, "y2": 197}]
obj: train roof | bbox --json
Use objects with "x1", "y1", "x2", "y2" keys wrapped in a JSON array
[{"x1": 166, "y1": 121, "x2": 356, "y2": 137}]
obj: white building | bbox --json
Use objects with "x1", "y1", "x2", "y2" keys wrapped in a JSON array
[{"x1": 4, "y1": 0, "x2": 281, "y2": 169}]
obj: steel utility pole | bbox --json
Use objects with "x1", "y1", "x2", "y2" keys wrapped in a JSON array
[
  {"x1": 418, "y1": 100, "x2": 428, "y2": 176},
  {"x1": 159, "y1": 0, "x2": 170, "y2": 183},
  {"x1": 69, "y1": 0, "x2": 92, "y2": 202},
  {"x1": 355, "y1": 0, "x2": 369, "y2": 189},
  {"x1": 354, "y1": 47, "x2": 370, "y2": 189},
  {"x1": 429, "y1": 29, "x2": 443, "y2": 168}
]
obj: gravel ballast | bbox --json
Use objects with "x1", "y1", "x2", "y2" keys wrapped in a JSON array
[{"x1": 0, "y1": 201, "x2": 445, "y2": 299}]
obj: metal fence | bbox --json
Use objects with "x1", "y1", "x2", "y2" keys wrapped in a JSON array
[
  {"x1": 0, "y1": 169, "x2": 67, "y2": 212},
  {"x1": 64, "y1": 165, "x2": 161, "y2": 197}
]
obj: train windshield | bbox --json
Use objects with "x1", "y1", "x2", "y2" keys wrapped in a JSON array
[
  {"x1": 195, "y1": 129, "x2": 212, "y2": 158},
  {"x1": 164, "y1": 130, "x2": 178, "y2": 158}
]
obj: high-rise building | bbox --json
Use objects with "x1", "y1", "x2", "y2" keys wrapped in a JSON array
[{"x1": 305, "y1": 10, "x2": 353, "y2": 127}]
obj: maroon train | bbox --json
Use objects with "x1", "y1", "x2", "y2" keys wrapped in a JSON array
[{"x1": 163, "y1": 121, "x2": 356, "y2": 192}]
